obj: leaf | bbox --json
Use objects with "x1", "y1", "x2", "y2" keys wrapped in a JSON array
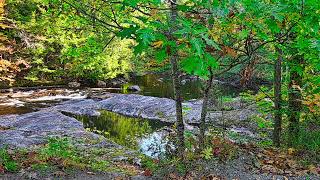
[
  {"x1": 0, "y1": 165, "x2": 4, "y2": 174},
  {"x1": 143, "y1": 169, "x2": 152, "y2": 176},
  {"x1": 238, "y1": 29, "x2": 249, "y2": 39},
  {"x1": 201, "y1": 34, "x2": 221, "y2": 50},
  {"x1": 137, "y1": 28, "x2": 155, "y2": 46},
  {"x1": 181, "y1": 56, "x2": 198, "y2": 74},
  {"x1": 190, "y1": 38, "x2": 204, "y2": 56},
  {"x1": 117, "y1": 25, "x2": 138, "y2": 39},
  {"x1": 266, "y1": 19, "x2": 280, "y2": 34},
  {"x1": 152, "y1": 41, "x2": 163, "y2": 48},
  {"x1": 124, "y1": 0, "x2": 139, "y2": 7},
  {"x1": 155, "y1": 49, "x2": 167, "y2": 62},
  {"x1": 205, "y1": 53, "x2": 218, "y2": 69},
  {"x1": 222, "y1": 46, "x2": 237, "y2": 57}
]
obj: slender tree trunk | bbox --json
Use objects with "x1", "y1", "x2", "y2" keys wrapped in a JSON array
[
  {"x1": 273, "y1": 47, "x2": 283, "y2": 147},
  {"x1": 199, "y1": 68, "x2": 214, "y2": 150},
  {"x1": 287, "y1": 55, "x2": 303, "y2": 147},
  {"x1": 169, "y1": 0, "x2": 184, "y2": 156}
]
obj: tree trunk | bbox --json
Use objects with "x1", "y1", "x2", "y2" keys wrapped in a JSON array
[
  {"x1": 287, "y1": 55, "x2": 303, "y2": 147},
  {"x1": 169, "y1": 0, "x2": 185, "y2": 156},
  {"x1": 273, "y1": 47, "x2": 282, "y2": 147},
  {"x1": 199, "y1": 68, "x2": 214, "y2": 150}
]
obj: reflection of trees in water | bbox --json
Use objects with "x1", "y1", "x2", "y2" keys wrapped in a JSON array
[{"x1": 78, "y1": 111, "x2": 154, "y2": 149}]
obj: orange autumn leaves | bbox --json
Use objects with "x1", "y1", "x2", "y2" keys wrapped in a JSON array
[{"x1": 303, "y1": 94, "x2": 320, "y2": 114}]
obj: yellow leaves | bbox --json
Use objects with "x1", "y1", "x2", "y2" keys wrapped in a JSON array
[
  {"x1": 152, "y1": 40, "x2": 163, "y2": 48},
  {"x1": 0, "y1": 0, "x2": 5, "y2": 15},
  {"x1": 150, "y1": 9, "x2": 158, "y2": 17},
  {"x1": 303, "y1": 94, "x2": 320, "y2": 113},
  {"x1": 287, "y1": 148, "x2": 296, "y2": 155},
  {"x1": 0, "y1": 59, "x2": 30, "y2": 84}
]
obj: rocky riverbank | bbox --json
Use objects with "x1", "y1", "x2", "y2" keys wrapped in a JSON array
[
  {"x1": 0, "y1": 92, "x2": 259, "y2": 149},
  {"x1": 1, "y1": 91, "x2": 319, "y2": 179}
]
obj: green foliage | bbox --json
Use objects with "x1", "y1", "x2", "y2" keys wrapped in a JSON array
[
  {"x1": 41, "y1": 138, "x2": 72, "y2": 158},
  {"x1": 3, "y1": 0, "x2": 142, "y2": 84},
  {"x1": 201, "y1": 147, "x2": 213, "y2": 160},
  {"x1": 0, "y1": 148, "x2": 19, "y2": 172}
]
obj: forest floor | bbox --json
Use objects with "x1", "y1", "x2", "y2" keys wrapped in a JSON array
[{"x1": 0, "y1": 136, "x2": 319, "y2": 180}]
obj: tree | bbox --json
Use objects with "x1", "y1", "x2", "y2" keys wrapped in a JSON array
[
  {"x1": 168, "y1": 0, "x2": 185, "y2": 156},
  {"x1": 273, "y1": 46, "x2": 283, "y2": 147}
]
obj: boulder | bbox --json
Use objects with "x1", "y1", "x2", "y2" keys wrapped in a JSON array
[
  {"x1": 128, "y1": 85, "x2": 141, "y2": 92},
  {"x1": 68, "y1": 81, "x2": 81, "y2": 88},
  {"x1": 97, "y1": 80, "x2": 107, "y2": 88},
  {"x1": 107, "y1": 77, "x2": 128, "y2": 88}
]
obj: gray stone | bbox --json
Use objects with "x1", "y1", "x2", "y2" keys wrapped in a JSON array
[
  {"x1": 0, "y1": 110, "x2": 104, "y2": 148},
  {"x1": 97, "y1": 94, "x2": 257, "y2": 125},
  {"x1": 68, "y1": 81, "x2": 81, "y2": 88},
  {"x1": 50, "y1": 99, "x2": 101, "y2": 116},
  {"x1": 42, "y1": 94, "x2": 257, "y2": 125},
  {"x1": 96, "y1": 80, "x2": 107, "y2": 88},
  {"x1": 128, "y1": 85, "x2": 141, "y2": 92}
]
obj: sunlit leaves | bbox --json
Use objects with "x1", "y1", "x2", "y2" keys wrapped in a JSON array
[{"x1": 190, "y1": 38, "x2": 204, "y2": 56}]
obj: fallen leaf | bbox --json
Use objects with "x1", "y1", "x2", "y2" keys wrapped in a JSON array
[
  {"x1": 0, "y1": 165, "x2": 5, "y2": 174},
  {"x1": 143, "y1": 169, "x2": 152, "y2": 176},
  {"x1": 287, "y1": 148, "x2": 295, "y2": 155}
]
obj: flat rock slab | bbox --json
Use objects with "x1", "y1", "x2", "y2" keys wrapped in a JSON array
[
  {"x1": 0, "y1": 94, "x2": 258, "y2": 148},
  {"x1": 98, "y1": 94, "x2": 257, "y2": 125},
  {"x1": 0, "y1": 110, "x2": 105, "y2": 148},
  {"x1": 49, "y1": 94, "x2": 257, "y2": 125}
]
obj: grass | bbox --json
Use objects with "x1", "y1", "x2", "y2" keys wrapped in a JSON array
[
  {"x1": 0, "y1": 147, "x2": 19, "y2": 172},
  {"x1": 0, "y1": 138, "x2": 143, "y2": 176}
]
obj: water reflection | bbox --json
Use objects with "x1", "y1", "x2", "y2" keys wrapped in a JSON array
[
  {"x1": 77, "y1": 111, "x2": 171, "y2": 157},
  {"x1": 128, "y1": 74, "x2": 239, "y2": 100}
]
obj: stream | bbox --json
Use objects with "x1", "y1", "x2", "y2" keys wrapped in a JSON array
[{"x1": 0, "y1": 74, "x2": 242, "y2": 157}]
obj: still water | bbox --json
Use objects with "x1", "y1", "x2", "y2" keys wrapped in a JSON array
[
  {"x1": 128, "y1": 74, "x2": 239, "y2": 100},
  {"x1": 77, "y1": 111, "x2": 171, "y2": 157}
]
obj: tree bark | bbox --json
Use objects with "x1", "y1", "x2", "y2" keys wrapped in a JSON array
[
  {"x1": 287, "y1": 55, "x2": 303, "y2": 147},
  {"x1": 169, "y1": 0, "x2": 185, "y2": 157},
  {"x1": 273, "y1": 47, "x2": 283, "y2": 147},
  {"x1": 199, "y1": 68, "x2": 214, "y2": 150}
]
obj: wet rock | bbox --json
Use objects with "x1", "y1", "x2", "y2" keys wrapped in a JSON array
[
  {"x1": 97, "y1": 80, "x2": 107, "y2": 88},
  {"x1": 128, "y1": 85, "x2": 141, "y2": 92},
  {"x1": 68, "y1": 81, "x2": 81, "y2": 88}
]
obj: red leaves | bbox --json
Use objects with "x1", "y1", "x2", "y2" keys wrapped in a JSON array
[
  {"x1": 209, "y1": 137, "x2": 237, "y2": 161},
  {"x1": 221, "y1": 46, "x2": 237, "y2": 57},
  {"x1": 256, "y1": 148, "x2": 320, "y2": 176},
  {"x1": 213, "y1": 147, "x2": 221, "y2": 156},
  {"x1": 0, "y1": 165, "x2": 5, "y2": 174},
  {"x1": 143, "y1": 169, "x2": 152, "y2": 176}
]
